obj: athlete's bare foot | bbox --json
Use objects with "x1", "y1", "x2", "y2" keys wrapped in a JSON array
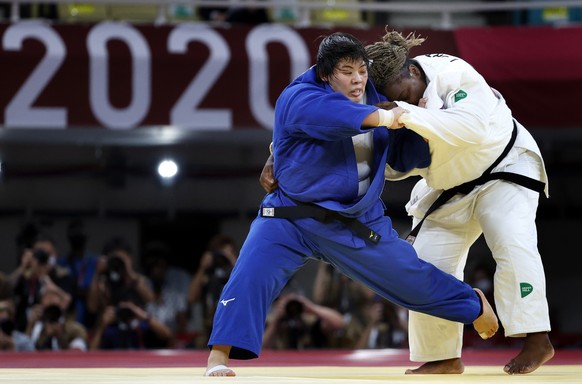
[
  {"x1": 205, "y1": 365, "x2": 235, "y2": 377},
  {"x1": 503, "y1": 332, "x2": 554, "y2": 374},
  {"x1": 405, "y1": 358, "x2": 464, "y2": 374},
  {"x1": 205, "y1": 345, "x2": 236, "y2": 377},
  {"x1": 472, "y1": 288, "x2": 499, "y2": 339}
]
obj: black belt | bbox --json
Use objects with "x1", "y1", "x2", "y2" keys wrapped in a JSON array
[
  {"x1": 261, "y1": 200, "x2": 381, "y2": 244},
  {"x1": 405, "y1": 121, "x2": 546, "y2": 245}
]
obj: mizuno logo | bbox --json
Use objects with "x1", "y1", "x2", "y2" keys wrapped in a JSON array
[{"x1": 221, "y1": 298, "x2": 236, "y2": 306}]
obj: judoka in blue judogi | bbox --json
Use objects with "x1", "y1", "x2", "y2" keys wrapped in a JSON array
[{"x1": 204, "y1": 32, "x2": 498, "y2": 377}]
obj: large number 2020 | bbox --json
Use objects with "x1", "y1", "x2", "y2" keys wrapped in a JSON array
[{"x1": 3, "y1": 22, "x2": 309, "y2": 130}]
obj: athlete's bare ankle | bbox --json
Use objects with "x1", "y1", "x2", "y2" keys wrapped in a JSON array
[{"x1": 208, "y1": 345, "x2": 231, "y2": 367}]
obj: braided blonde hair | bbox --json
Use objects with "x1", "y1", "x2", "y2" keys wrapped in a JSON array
[{"x1": 366, "y1": 28, "x2": 426, "y2": 91}]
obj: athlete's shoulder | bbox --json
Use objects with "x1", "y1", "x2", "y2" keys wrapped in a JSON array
[
  {"x1": 415, "y1": 53, "x2": 463, "y2": 64},
  {"x1": 415, "y1": 53, "x2": 477, "y2": 80}
]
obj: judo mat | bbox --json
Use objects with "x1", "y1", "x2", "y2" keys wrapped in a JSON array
[{"x1": 0, "y1": 348, "x2": 580, "y2": 383}]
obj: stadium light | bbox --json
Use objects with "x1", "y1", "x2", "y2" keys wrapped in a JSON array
[{"x1": 157, "y1": 159, "x2": 178, "y2": 185}]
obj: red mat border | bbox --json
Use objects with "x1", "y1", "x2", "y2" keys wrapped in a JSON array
[{"x1": 0, "y1": 349, "x2": 579, "y2": 369}]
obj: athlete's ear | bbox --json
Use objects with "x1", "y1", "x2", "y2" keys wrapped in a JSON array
[{"x1": 409, "y1": 64, "x2": 421, "y2": 78}]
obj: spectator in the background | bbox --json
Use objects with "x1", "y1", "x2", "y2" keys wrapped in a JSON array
[
  {"x1": 262, "y1": 293, "x2": 345, "y2": 350},
  {"x1": 7, "y1": 249, "x2": 36, "y2": 318},
  {"x1": 311, "y1": 261, "x2": 376, "y2": 348},
  {"x1": 88, "y1": 242, "x2": 172, "y2": 350},
  {"x1": 10, "y1": 248, "x2": 71, "y2": 333},
  {"x1": 57, "y1": 219, "x2": 99, "y2": 328},
  {"x1": 33, "y1": 232, "x2": 75, "y2": 299},
  {"x1": 142, "y1": 241, "x2": 190, "y2": 340},
  {"x1": 28, "y1": 290, "x2": 88, "y2": 351},
  {"x1": 187, "y1": 234, "x2": 238, "y2": 348},
  {"x1": 355, "y1": 296, "x2": 408, "y2": 349},
  {"x1": 0, "y1": 299, "x2": 35, "y2": 351},
  {"x1": 90, "y1": 297, "x2": 172, "y2": 350},
  {"x1": 87, "y1": 236, "x2": 154, "y2": 319}
]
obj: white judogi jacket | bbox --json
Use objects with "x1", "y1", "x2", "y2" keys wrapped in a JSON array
[
  {"x1": 385, "y1": 54, "x2": 552, "y2": 360},
  {"x1": 385, "y1": 54, "x2": 548, "y2": 218}
]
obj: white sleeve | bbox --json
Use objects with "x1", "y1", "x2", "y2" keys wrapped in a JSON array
[
  {"x1": 384, "y1": 164, "x2": 426, "y2": 181},
  {"x1": 397, "y1": 64, "x2": 498, "y2": 146}
]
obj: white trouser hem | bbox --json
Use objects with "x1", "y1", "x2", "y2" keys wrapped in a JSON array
[{"x1": 504, "y1": 326, "x2": 551, "y2": 338}]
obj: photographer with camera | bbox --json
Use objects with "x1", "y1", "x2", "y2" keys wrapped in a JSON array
[
  {"x1": 28, "y1": 289, "x2": 88, "y2": 351},
  {"x1": 87, "y1": 238, "x2": 170, "y2": 349},
  {"x1": 32, "y1": 233, "x2": 75, "y2": 299},
  {"x1": 355, "y1": 296, "x2": 408, "y2": 350},
  {"x1": 89, "y1": 298, "x2": 172, "y2": 350},
  {"x1": 10, "y1": 248, "x2": 72, "y2": 333},
  {"x1": 87, "y1": 237, "x2": 154, "y2": 320},
  {"x1": 262, "y1": 292, "x2": 345, "y2": 350},
  {"x1": 187, "y1": 234, "x2": 238, "y2": 348}
]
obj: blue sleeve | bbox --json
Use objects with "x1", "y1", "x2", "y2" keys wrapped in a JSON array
[
  {"x1": 277, "y1": 84, "x2": 377, "y2": 141},
  {"x1": 387, "y1": 128, "x2": 431, "y2": 172}
]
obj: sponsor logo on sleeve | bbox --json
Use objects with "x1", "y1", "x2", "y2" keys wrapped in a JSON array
[{"x1": 520, "y1": 282, "x2": 533, "y2": 298}]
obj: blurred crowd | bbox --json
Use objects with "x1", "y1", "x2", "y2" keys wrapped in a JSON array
[{"x1": 0, "y1": 219, "x2": 411, "y2": 352}]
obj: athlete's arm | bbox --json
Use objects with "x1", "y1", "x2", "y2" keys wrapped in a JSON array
[
  {"x1": 259, "y1": 154, "x2": 277, "y2": 193},
  {"x1": 361, "y1": 107, "x2": 408, "y2": 129}
]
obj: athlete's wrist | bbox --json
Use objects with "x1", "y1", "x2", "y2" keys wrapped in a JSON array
[{"x1": 377, "y1": 109, "x2": 395, "y2": 128}]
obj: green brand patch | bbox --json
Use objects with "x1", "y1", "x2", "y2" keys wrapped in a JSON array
[
  {"x1": 454, "y1": 90, "x2": 467, "y2": 102},
  {"x1": 520, "y1": 282, "x2": 533, "y2": 298}
]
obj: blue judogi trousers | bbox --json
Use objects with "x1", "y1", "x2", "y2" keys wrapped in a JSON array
[{"x1": 208, "y1": 202, "x2": 481, "y2": 360}]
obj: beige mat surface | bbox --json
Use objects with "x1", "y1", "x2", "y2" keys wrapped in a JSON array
[{"x1": 1, "y1": 365, "x2": 580, "y2": 384}]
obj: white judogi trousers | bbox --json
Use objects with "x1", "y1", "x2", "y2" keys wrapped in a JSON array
[{"x1": 406, "y1": 148, "x2": 551, "y2": 362}]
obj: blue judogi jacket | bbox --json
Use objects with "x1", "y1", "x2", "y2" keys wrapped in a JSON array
[{"x1": 262, "y1": 66, "x2": 430, "y2": 245}]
